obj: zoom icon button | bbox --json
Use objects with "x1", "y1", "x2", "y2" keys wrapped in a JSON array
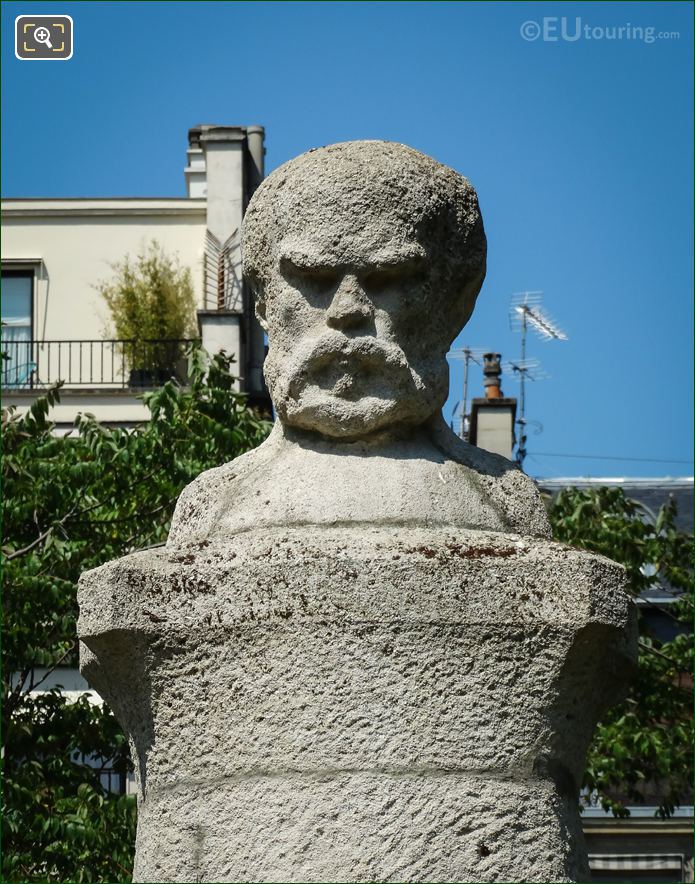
[{"x1": 16, "y1": 16, "x2": 73, "y2": 60}]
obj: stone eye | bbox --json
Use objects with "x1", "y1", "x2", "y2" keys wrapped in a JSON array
[
  {"x1": 280, "y1": 258, "x2": 339, "y2": 293},
  {"x1": 362, "y1": 263, "x2": 423, "y2": 295}
]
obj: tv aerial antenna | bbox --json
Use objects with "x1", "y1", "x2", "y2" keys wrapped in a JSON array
[
  {"x1": 502, "y1": 357, "x2": 550, "y2": 384},
  {"x1": 509, "y1": 292, "x2": 568, "y2": 468},
  {"x1": 448, "y1": 347, "x2": 489, "y2": 440}
]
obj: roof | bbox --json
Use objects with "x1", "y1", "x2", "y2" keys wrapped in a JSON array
[
  {"x1": 1, "y1": 198, "x2": 207, "y2": 218},
  {"x1": 538, "y1": 476, "x2": 693, "y2": 613},
  {"x1": 538, "y1": 476, "x2": 693, "y2": 534}
]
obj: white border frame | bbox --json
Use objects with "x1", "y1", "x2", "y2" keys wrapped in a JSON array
[{"x1": 14, "y1": 15, "x2": 74, "y2": 61}]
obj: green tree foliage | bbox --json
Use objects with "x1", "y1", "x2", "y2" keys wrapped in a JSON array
[
  {"x1": 4, "y1": 368, "x2": 692, "y2": 880},
  {"x1": 2, "y1": 348, "x2": 271, "y2": 882},
  {"x1": 96, "y1": 240, "x2": 197, "y2": 373},
  {"x1": 547, "y1": 486, "x2": 693, "y2": 819}
]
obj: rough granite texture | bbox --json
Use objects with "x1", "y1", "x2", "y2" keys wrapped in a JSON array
[
  {"x1": 78, "y1": 141, "x2": 637, "y2": 883},
  {"x1": 167, "y1": 418, "x2": 552, "y2": 546},
  {"x1": 242, "y1": 141, "x2": 486, "y2": 440},
  {"x1": 79, "y1": 528, "x2": 636, "y2": 883}
]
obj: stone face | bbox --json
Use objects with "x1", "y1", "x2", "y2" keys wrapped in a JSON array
[
  {"x1": 242, "y1": 141, "x2": 486, "y2": 439},
  {"x1": 131, "y1": 776, "x2": 582, "y2": 884},
  {"x1": 78, "y1": 140, "x2": 636, "y2": 883},
  {"x1": 167, "y1": 140, "x2": 549, "y2": 546}
]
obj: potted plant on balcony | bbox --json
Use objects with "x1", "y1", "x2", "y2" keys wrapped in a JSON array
[{"x1": 97, "y1": 241, "x2": 197, "y2": 388}]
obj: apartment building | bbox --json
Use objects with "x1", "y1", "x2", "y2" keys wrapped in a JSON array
[{"x1": 1, "y1": 123, "x2": 268, "y2": 427}]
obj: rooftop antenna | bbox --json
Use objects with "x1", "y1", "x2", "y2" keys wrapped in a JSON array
[
  {"x1": 502, "y1": 357, "x2": 550, "y2": 384},
  {"x1": 509, "y1": 292, "x2": 568, "y2": 468},
  {"x1": 448, "y1": 347, "x2": 489, "y2": 440}
]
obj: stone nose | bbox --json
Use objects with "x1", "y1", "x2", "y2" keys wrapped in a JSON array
[{"x1": 326, "y1": 275, "x2": 373, "y2": 330}]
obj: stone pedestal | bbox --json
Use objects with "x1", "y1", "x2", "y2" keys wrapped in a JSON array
[{"x1": 78, "y1": 526, "x2": 636, "y2": 883}]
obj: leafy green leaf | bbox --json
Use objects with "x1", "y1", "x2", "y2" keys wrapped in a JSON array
[{"x1": 2, "y1": 346, "x2": 271, "y2": 882}]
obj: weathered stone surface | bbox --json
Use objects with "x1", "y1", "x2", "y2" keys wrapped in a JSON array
[
  {"x1": 166, "y1": 141, "x2": 549, "y2": 549},
  {"x1": 78, "y1": 140, "x2": 636, "y2": 882},
  {"x1": 79, "y1": 527, "x2": 636, "y2": 883},
  {"x1": 243, "y1": 141, "x2": 486, "y2": 439},
  {"x1": 167, "y1": 418, "x2": 552, "y2": 546}
]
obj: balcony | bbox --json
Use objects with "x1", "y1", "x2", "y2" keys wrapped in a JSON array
[{"x1": 1, "y1": 339, "x2": 200, "y2": 391}]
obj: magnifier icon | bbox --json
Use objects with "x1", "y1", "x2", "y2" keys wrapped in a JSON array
[{"x1": 34, "y1": 26, "x2": 53, "y2": 48}]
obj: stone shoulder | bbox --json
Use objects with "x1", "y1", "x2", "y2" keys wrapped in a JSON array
[
  {"x1": 432, "y1": 427, "x2": 552, "y2": 538},
  {"x1": 167, "y1": 441, "x2": 274, "y2": 547},
  {"x1": 166, "y1": 425, "x2": 552, "y2": 546}
]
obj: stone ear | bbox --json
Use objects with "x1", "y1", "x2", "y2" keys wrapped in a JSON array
[
  {"x1": 249, "y1": 280, "x2": 269, "y2": 332},
  {"x1": 254, "y1": 295, "x2": 268, "y2": 332}
]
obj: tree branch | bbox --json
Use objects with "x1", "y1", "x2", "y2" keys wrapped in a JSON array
[
  {"x1": 3, "y1": 470, "x2": 159, "y2": 562},
  {"x1": 29, "y1": 643, "x2": 77, "y2": 692},
  {"x1": 638, "y1": 640, "x2": 689, "y2": 668},
  {"x1": 5, "y1": 524, "x2": 58, "y2": 561}
]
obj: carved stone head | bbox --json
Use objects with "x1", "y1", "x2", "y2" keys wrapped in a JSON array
[{"x1": 242, "y1": 141, "x2": 486, "y2": 439}]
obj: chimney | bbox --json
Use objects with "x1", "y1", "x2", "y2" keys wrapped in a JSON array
[
  {"x1": 469, "y1": 354, "x2": 517, "y2": 461},
  {"x1": 245, "y1": 125, "x2": 265, "y2": 200},
  {"x1": 198, "y1": 126, "x2": 247, "y2": 245},
  {"x1": 482, "y1": 352, "x2": 503, "y2": 399},
  {"x1": 184, "y1": 126, "x2": 207, "y2": 198},
  {"x1": 191, "y1": 124, "x2": 271, "y2": 410}
]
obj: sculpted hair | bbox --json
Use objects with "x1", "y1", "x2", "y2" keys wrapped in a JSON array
[{"x1": 242, "y1": 140, "x2": 487, "y2": 337}]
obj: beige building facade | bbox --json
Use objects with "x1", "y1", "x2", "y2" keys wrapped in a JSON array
[{"x1": 1, "y1": 124, "x2": 268, "y2": 427}]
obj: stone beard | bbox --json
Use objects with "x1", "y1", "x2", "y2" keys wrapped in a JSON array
[
  {"x1": 165, "y1": 140, "x2": 552, "y2": 543},
  {"x1": 242, "y1": 140, "x2": 486, "y2": 439},
  {"x1": 78, "y1": 140, "x2": 636, "y2": 884}
]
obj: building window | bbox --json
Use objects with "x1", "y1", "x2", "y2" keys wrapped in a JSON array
[{"x1": 1, "y1": 269, "x2": 34, "y2": 387}]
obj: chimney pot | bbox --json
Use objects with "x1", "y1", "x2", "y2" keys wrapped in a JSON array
[{"x1": 482, "y1": 352, "x2": 503, "y2": 399}]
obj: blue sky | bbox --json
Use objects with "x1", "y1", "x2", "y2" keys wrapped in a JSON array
[{"x1": 2, "y1": 1, "x2": 693, "y2": 479}]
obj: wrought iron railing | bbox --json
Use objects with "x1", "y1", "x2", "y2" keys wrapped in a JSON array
[{"x1": 0, "y1": 339, "x2": 200, "y2": 390}]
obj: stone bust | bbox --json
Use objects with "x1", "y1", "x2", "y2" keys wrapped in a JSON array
[
  {"x1": 80, "y1": 141, "x2": 634, "y2": 884},
  {"x1": 168, "y1": 141, "x2": 550, "y2": 545}
]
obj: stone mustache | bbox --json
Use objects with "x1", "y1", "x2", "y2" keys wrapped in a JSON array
[{"x1": 78, "y1": 141, "x2": 636, "y2": 883}]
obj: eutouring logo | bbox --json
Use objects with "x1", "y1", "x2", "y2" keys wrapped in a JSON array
[{"x1": 520, "y1": 17, "x2": 680, "y2": 45}]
